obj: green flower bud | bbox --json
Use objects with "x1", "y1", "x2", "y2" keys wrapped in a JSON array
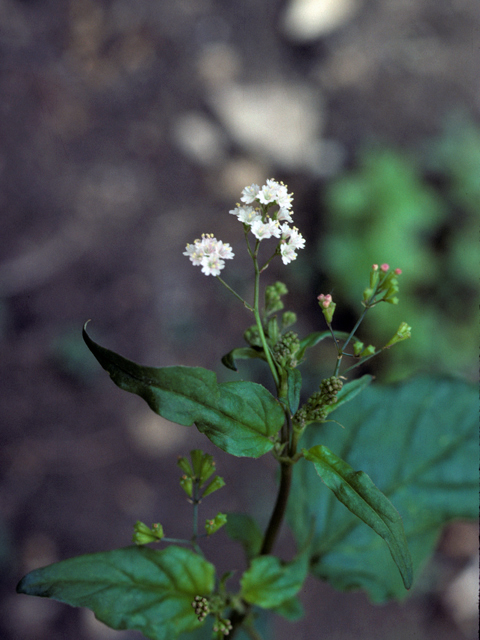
[
  {"x1": 205, "y1": 512, "x2": 227, "y2": 535},
  {"x1": 281, "y1": 311, "x2": 297, "y2": 328},
  {"x1": 322, "y1": 301, "x2": 336, "y2": 324},
  {"x1": 191, "y1": 595, "x2": 210, "y2": 621},
  {"x1": 244, "y1": 325, "x2": 262, "y2": 348},
  {"x1": 202, "y1": 475, "x2": 226, "y2": 497},
  {"x1": 369, "y1": 265, "x2": 380, "y2": 289},
  {"x1": 384, "y1": 322, "x2": 412, "y2": 348},
  {"x1": 274, "y1": 281, "x2": 288, "y2": 296},
  {"x1": 265, "y1": 283, "x2": 284, "y2": 314},
  {"x1": 363, "y1": 287, "x2": 374, "y2": 303},
  {"x1": 132, "y1": 521, "x2": 164, "y2": 545},
  {"x1": 180, "y1": 474, "x2": 194, "y2": 498}
]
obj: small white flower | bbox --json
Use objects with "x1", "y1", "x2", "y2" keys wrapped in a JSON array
[
  {"x1": 184, "y1": 234, "x2": 234, "y2": 275},
  {"x1": 280, "y1": 243, "x2": 297, "y2": 265},
  {"x1": 250, "y1": 218, "x2": 281, "y2": 240},
  {"x1": 275, "y1": 184, "x2": 293, "y2": 210},
  {"x1": 240, "y1": 184, "x2": 260, "y2": 204},
  {"x1": 216, "y1": 241, "x2": 235, "y2": 260},
  {"x1": 277, "y1": 207, "x2": 293, "y2": 223},
  {"x1": 281, "y1": 224, "x2": 305, "y2": 250},
  {"x1": 229, "y1": 205, "x2": 261, "y2": 225},
  {"x1": 183, "y1": 242, "x2": 203, "y2": 266},
  {"x1": 257, "y1": 181, "x2": 279, "y2": 205},
  {"x1": 201, "y1": 255, "x2": 225, "y2": 276}
]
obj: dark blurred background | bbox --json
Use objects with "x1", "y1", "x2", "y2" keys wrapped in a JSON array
[{"x1": 0, "y1": 0, "x2": 478, "y2": 638}]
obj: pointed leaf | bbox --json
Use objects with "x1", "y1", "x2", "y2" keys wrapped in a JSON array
[
  {"x1": 83, "y1": 325, "x2": 284, "y2": 458},
  {"x1": 303, "y1": 445, "x2": 413, "y2": 590},
  {"x1": 17, "y1": 546, "x2": 215, "y2": 640},
  {"x1": 240, "y1": 551, "x2": 309, "y2": 609},
  {"x1": 221, "y1": 347, "x2": 266, "y2": 372},
  {"x1": 288, "y1": 375, "x2": 477, "y2": 601}
]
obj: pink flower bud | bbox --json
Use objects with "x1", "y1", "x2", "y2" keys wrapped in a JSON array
[
  {"x1": 380, "y1": 263, "x2": 389, "y2": 272},
  {"x1": 317, "y1": 293, "x2": 332, "y2": 308},
  {"x1": 394, "y1": 268, "x2": 402, "y2": 275}
]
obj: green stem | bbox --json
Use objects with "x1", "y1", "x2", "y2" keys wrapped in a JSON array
[
  {"x1": 332, "y1": 307, "x2": 369, "y2": 376},
  {"x1": 342, "y1": 349, "x2": 382, "y2": 374},
  {"x1": 252, "y1": 252, "x2": 280, "y2": 389},
  {"x1": 259, "y1": 461, "x2": 293, "y2": 555},
  {"x1": 216, "y1": 276, "x2": 253, "y2": 311}
]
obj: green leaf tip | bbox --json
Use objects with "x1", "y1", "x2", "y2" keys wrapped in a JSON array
[
  {"x1": 82, "y1": 325, "x2": 285, "y2": 458},
  {"x1": 303, "y1": 444, "x2": 413, "y2": 590}
]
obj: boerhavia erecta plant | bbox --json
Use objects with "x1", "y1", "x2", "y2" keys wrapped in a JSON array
[{"x1": 17, "y1": 180, "x2": 477, "y2": 639}]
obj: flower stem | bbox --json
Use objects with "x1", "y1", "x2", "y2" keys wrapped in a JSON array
[
  {"x1": 216, "y1": 276, "x2": 253, "y2": 311},
  {"x1": 252, "y1": 253, "x2": 280, "y2": 389}
]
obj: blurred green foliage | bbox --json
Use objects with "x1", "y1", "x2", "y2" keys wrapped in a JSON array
[{"x1": 320, "y1": 116, "x2": 478, "y2": 380}]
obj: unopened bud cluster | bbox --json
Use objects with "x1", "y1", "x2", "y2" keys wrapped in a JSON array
[
  {"x1": 363, "y1": 263, "x2": 402, "y2": 306},
  {"x1": 272, "y1": 330, "x2": 300, "y2": 368},
  {"x1": 178, "y1": 450, "x2": 225, "y2": 500},
  {"x1": 265, "y1": 281, "x2": 288, "y2": 315},
  {"x1": 293, "y1": 376, "x2": 343, "y2": 429},
  {"x1": 132, "y1": 521, "x2": 164, "y2": 545},
  {"x1": 191, "y1": 595, "x2": 210, "y2": 622},
  {"x1": 213, "y1": 617, "x2": 233, "y2": 636}
]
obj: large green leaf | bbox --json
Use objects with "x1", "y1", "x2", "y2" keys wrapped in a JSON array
[
  {"x1": 288, "y1": 375, "x2": 477, "y2": 602},
  {"x1": 240, "y1": 551, "x2": 309, "y2": 609},
  {"x1": 17, "y1": 546, "x2": 215, "y2": 640},
  {"x1": 83, "y1": 325, "x2": 284, "y2": 458},
  {"x1": 303, "y1": 445, "x2": 412, "y2": 590},
  {"x1": 224, "y1": 513, "x2": 263, "y2": 561}
]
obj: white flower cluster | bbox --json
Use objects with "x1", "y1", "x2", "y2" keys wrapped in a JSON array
[
  {"x1": 184, "y1": 180, "x2": 304, "y2": 275},
  {"x1": 229, "y1": 179, "x2": 305, "y2": 265},
  {"x1": 183, "y1": 234, "x2": 234, "y2": 276}
]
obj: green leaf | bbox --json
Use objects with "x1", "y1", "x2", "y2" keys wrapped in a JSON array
[
  {"x1": 303, "y1": 445, "x2": 413, "y2": 590},
  {"x1": 270, "y1": 595, "x2": 304, "y2": 621},
  {"x1": 221, "y1": 347, "x2": 266, "y2": 372},
  {"x1": 288, "y1": 375, "x2": 477, "y2": 602},
  {"x1": 286, "y1": 367, "x2": 302, "y2": 415},
  {"x1": 240, "y1": 551, "x2": 309, "y2": 609},
  {"x1": 224, "y1": 513, "x2": 263, "y2": 561},
  {"x1": 17, "y1": 545, "x2": 215, "y2": 640},
  {"x1": 323, "y1": 374, "x2": 373, "y2": 416},
  {"x1": 83, "y1": 325, "x2": 284, "y2": 458}
]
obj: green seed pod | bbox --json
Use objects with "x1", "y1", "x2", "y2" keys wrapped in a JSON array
[
  {"x1": 198, "y1": 454, "x2": 216, "y2": 484},
  {"x1": 180, "y1": 474, "x2": 194, "y2": 498},
  {"x1": 205, "y1": 512, "x2": 227, "y2": 535},
  {"x1": 132, "y1": 521, "x2": 164, "y2": 545},
  {"x1": 190, "y1": 450, "x2": 204, "y2": 478},
  {"x1": 202, "y1": 475, "x2": 226, "y2": 498},
  {"x1": 177, "y1": 456, "x2": 193, "y2": 477}
]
